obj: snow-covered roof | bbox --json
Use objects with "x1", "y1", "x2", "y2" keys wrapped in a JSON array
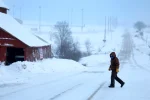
[
  {"x1": 0, "y1": 12, "x2": 49, "y2": 47},
  {"x1": 0, "y1": 0, "x2": 9, "y2": 9}
]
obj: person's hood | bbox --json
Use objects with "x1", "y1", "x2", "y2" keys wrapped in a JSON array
[{"x1": 110, "y1": 52, "x2": 116, "y2": 57}]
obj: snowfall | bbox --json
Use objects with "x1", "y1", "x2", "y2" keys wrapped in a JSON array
[{"x1": 0, "y1": 25, "x2": 150, "y2": 100}]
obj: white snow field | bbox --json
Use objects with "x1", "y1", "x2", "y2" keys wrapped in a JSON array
[{"x1": 0, "y1": 26, "x2": 150, "y2": 100}]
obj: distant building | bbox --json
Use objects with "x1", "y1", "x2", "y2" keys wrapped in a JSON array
[{"x1": 0, "y1": 1, "x2": 51, "y2": 65}]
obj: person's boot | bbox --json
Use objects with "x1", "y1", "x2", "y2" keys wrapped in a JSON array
[
  {"x1": 109, "y1": 85, "x2": 114, "y2": 88},
  {"x1": 121, "y1": 82, "x2": 125, "y2": 88}
]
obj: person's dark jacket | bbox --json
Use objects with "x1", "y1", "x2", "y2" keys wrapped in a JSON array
[{"x1": 109, "y1": 52, "x2": 119, "y2": 72}]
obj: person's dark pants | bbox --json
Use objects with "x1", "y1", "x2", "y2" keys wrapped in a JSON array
[{"x1": 110, "y1": 71, "x2": 124, "y2": 86}]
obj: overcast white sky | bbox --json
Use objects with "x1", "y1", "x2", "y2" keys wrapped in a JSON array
[{"x1": 3, "y1": 0, "x2": 150, "y2": 26}]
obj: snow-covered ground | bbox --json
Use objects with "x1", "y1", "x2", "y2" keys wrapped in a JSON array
[
  {"x1": 0, "y1": 59, "x2": 87, "y2": 83},
  {"x1": 0, "y1": 25, "x2": 150, "y2": 100}
]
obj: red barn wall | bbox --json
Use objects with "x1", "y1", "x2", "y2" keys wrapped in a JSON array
[
  {"x1": 25, "y1": 46, "x2": 51, "y2": 61},
  {"x1": 0, "y1": 28, "x2": 27, "y2": 48},
  {"x1": 0, "y1": 46, "x2": 6, "y2": 62}
]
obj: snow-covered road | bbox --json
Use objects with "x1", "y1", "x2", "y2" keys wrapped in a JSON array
[{"x1": 0, "y1": 68, "x2": 109, "y2": 100}]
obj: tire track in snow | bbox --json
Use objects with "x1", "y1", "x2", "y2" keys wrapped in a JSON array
[
  {"x1": 87, "y1": 81, "x2": 106, "y2": 100},
  {"x1": 0, "y1": 72, "x2": 84, "y2": 98},
  {"x1": 49, "y1": 83, "x2": 83, "y2": 100}
]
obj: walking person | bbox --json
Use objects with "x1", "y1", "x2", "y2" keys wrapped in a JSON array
[{"x1": 108, "y1": 52, "x2": 125, "y2": 88}]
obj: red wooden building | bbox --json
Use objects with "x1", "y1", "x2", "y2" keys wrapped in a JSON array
[{"x1": 0, "y1": 1, "x2": 51, "y2": 65}]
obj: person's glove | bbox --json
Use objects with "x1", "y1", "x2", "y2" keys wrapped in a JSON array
[{"x1": 116, "y1": 68, "x2": 119, "y2": 72}]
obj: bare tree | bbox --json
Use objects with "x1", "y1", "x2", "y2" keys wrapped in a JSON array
[
  {"x1": 85, "y1": 39, "x2": 92, "y2": 56},
  {"x1": 67, "y1": 40, "x2": 82, "y2": 61},
  {"x1": 134, "y1": 21, "x2": 147, "y2": 36},
  {"x1": 53, "y1": 21, "x2": 81, "y2": 61}
]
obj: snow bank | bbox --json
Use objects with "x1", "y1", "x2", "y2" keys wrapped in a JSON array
[
  {"x1": 79, "y1": 53, "x2": 110, "y2": 68},
  {"x1": 1, "y1": 58, "x2": 86, "y2": 73},
  {"x1": 0, "y1": 59, "x2": 87, "y2": 84}
]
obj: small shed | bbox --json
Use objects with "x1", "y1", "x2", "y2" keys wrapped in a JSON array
[{"x1": 0, "y1": 1, "x2": 51, "y2": 65}]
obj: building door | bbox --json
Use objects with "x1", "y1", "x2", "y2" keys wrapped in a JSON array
[{"x1": 6, "y1": 47, "x2": 24, "y2": 65}]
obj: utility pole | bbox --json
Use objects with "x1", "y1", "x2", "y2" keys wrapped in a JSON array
[
  {"x1": 112, "y1": 17, "x2": 115, "y2": 29},
  {"x1": 20, "y1": 7, "x2": 22, "y2": 20},
  {"x1": 70, "y1": 9, "x2": 73, "y2": 28},
  {"x1": 107, "y1": 16, "x2": 109, "y2": 34},
  {"x1": 13, "y1": 5, "x2": 15, "y2": 18},
  {"x1": 81, "y1": 8, "x2": 84, "y2": 32},
  {"x1": 39, "y1": 6, "x2": 41, "y2": 32},
  {"x1": 115, "y1": 17, "x2": 118, "y2": 29},
  {"x1": 68, "y1": 9, "x2": 70, "y2": 25},
  {"x1": 110, "y1": 17, "x2": 112, "y2": 40},
  {"x1": 109, "y1": 17, "x2": 111, "y2": 33},
  {"x1": 103, "y1": 16, "x2": 106, "y2": 43}
]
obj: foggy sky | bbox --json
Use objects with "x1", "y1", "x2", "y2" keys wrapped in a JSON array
[{"x1": 4, "y1": 0, "x2": 150, "y2": 26}]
